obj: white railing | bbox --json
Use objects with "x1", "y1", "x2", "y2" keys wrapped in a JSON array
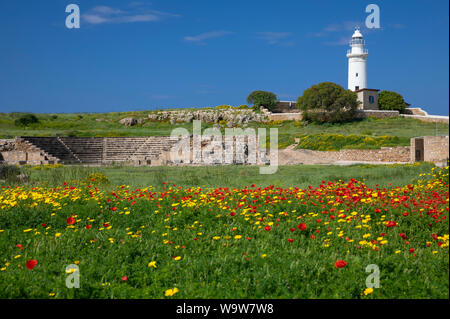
[{"x1": 347, "y1": 49, "x2": 368, "y2": 55}]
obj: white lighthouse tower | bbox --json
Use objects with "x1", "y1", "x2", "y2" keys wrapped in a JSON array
[
  {"x1": 346, "y1": 28, "x2": 379, "y2": 110},
  {"x1": 347, "y1": 27, "x2": 368, "y2": 91}
]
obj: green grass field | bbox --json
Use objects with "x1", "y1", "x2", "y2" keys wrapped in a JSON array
[
  {"x1": 0, "y1": 163, "x2": 448, "y2": 299},
  {"x1": 10, "y1": 161, "x2": 437, "y2": 189}
]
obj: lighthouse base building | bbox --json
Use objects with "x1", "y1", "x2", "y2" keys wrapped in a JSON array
[{"x1": 355, "y1": 88, "x2": 379, "y2": 110}]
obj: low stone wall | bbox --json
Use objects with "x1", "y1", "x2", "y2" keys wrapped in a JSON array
[
  {"x1": 0, "y1": 151, "x2": 52, "y2": 165},
  {"x1": 355, "y1": 110, "x2": 399, "y2": 119},
  {"x1": 261, "y1": 108, "x2": 400, "y2": 121},
  {"x1": 267, "y1": 113, "x2": 303, "y2": 121},
  {"x1": 260, "y1": 107, "x2": 302, "y2": 121},
  {"x1": 400, "y1": 114, "x2": 449, "y2": 124},
  {"x1": 145, "y1": 108, "x2": 267, "y2": 125},
  {"x1": 308, "y1": 146, "x2": 411, "y2": 163}
]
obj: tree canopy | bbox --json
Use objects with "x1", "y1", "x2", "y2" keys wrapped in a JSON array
[
  {"x1": 246, "y1": 91, "x2": 278, "y2": 112},
  {"x1": 378, "y1": 91, "x2": 407, "y2": 113},
  {"x1": 296, "y1": 82, "x2": 358, "y2": 123}
]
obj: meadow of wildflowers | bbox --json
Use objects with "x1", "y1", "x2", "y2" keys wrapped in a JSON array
[{"x1": 0, "y1": 166, "x2": 448, "y2": 298}]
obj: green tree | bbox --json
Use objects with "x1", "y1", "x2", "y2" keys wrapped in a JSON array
[
  {"x1": 296, "y1": 82, "x2": 358, "y2": 123},
  {"x1": 378, "y1": 91, "x2": 407, "y2": 113},
  {"x1": 246, "y1": 91, "x2": 278, "y2": 111}
]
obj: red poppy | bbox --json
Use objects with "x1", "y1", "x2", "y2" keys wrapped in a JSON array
[
  {"x1": 399, "y1": 233, "x2": 407, "y2": 240},
  {"x1": 16, "y1": 244, "x2": 24, "y2": 250},
  {"x1": 386, "y1": 221, "x2": 397, "y2": 227},
  {"x1": 26, "y1": 259, "x2": 38, "y2": 270},
  {"x1": 288, "y1": 238, "x2": 294, "y2": 243},
  {"x1": 289, "y1": 228, "x2": 296, "y2": 232},
  {"x1": 264, "y1": 226, "x2": 271, "y2": 231},
  {"x1": 66, "y1": 217, "x2": 75, "y2": 225},
  {"x1": 110, "y1": 207, "x2": 117, "y2": 211},
  {"x1": 334, "y1": 260, "x2": 347, "y2": 268},
  {"x1": 41, "y1": 223, "x2": 47, "y2": 227},
  {"x1": 409, "y1": 248, "x2": 415, "y2": 253},
  {"x1": 85, "y1": 224, "x2": 92, "y2": 229},
  {"x1": 297, "y1": 223, "x2": 307, "y2": 231},
  {"x1": 121, "y1": 276, "x2": 128, "y2": 281}
]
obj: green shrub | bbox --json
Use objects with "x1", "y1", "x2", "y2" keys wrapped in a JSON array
[
  {"x1": 236, "y1": 105, "x2": 249, "y2": 109},
  {"x1": 14, "y1": 114, "x2": 39, "y2": 127},
  {"x1": 0, "y1": 164, "x2": 20, "y2": 181},
  {"x1": 296, "y1": 82, "x2": 358, "y2": 123},
  {"x1": 247, "y1": 91, "x2": 279, "y2": 112},
  {"x1": 378, "y1": 91, "x2": 407, "y2": 113}
]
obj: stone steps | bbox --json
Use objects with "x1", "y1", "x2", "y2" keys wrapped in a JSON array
[
  {"x1": 18, "y1": 136, "x2": 179, "y2": 165},
  {"x1": 18, "y1": 137, "x2": 76, "y2": 163}
]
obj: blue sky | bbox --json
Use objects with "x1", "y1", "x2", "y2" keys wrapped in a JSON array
[{"x1": 0, "y1": 0, "x2": 448, "y2": 115}]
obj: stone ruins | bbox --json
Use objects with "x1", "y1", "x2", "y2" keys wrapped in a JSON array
[{"x1": 1, "y1": 135, "x2": 448, "y2": 166}]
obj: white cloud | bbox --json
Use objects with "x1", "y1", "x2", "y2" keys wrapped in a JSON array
[
  {"x1": 309, "y1": 20, "x2": 384, "y2": 46},
  {"x1": 83, "y1": 14, "x2": 109, "y2": 25},
  {"x1": 184, "y1": 31, "x2": 233, "y2": 43},
  {"x1": 119, "y1": 14, "x2": 160, "y2": 23},
  {"x1": 82, "y1": 5, "x2": 178, "y2": 25},
  {"x1": 92, "y1": 6, "x2": 123, "y2": 15}
]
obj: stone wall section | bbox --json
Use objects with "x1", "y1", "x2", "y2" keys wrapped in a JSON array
[
  {"x1": 423, "y1": 136, "x2": 449, "y2": 163},
  {"x1": 307, "y1": 146, "x2": 410, "y2": 163}
]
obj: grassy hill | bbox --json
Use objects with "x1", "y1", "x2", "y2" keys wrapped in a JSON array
[{"x1": 0, "y1": 111, "x2": 448, "y2": 150}]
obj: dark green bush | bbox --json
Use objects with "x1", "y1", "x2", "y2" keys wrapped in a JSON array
[
  {"x1": 14, "y1": 114, "x2": 39, "y2": 127},
  {"x1": 378, "y1": 91, "x2": 407, "y2": 113},
  {"x1": 0, "y1": 164, "x2": 20, "y2": 180},
  {"x1": 296, "y1": 82, "x2": 358, "y2": 123},
  {"x1": 247, "y1": 91, "x2": 279, "y2": 112}
]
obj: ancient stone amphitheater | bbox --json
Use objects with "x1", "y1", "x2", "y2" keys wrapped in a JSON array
[{"x1": 1, "y1": 137, "x2": 179, "y2": 165}]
